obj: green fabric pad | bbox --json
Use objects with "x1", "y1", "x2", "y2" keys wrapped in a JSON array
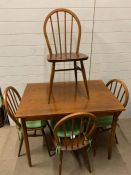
[
  {"x1": 16, "y1": 120, "x2": 47, "y2": 140},
  {"x1": 26, "y1": 120, "x2": 47, "y2": 128},
  {"x1": 0, "y1": 96, "x2": 2, "y2": 107},
  {"x1": 96, "y1": 115, "x2": 113, "y2": 127},
  {"x1": 51, "y1": 119, "x2": 82, "y2": 137}
]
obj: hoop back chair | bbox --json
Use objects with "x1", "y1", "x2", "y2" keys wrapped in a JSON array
[
  {"x1": 53, "y1": 112, "x2": 96, "y2": 174},
  {"x1": 3, "y1": 86, "x2": 54, "y2": 157},
  {"x1": 94, "y1": 79, "x2": 129, "y2": 157},
  {"x1": 43, "y1": 8, "x2": 89, "y2": 103},
  {"x1": 106, "y1": 79, "x2": 129, "y2": 107}
]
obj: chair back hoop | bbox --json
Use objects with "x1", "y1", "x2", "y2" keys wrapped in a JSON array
[
  {"x1": 3, "y1": 86, "x2": 21, "y2": 127},
  {"x1": 43, "y1": 8, "x2": 81, "y2": 55},
  {"x1": 106, "y1": 79, "x2": 129, "y2": 107},
  {"x1": 53, "y1": 112, "x2": 96, "y2": 150}
]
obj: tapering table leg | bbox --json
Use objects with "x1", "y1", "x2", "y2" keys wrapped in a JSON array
[
  {"x1": 21, "y1": 118, "x2": 32, "y2": 167},
  {"x1": 108, "y1": 113, "x2": 119, "y2": 159}
]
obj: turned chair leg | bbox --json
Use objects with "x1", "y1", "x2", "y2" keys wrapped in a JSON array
[
  {"x1": 41, "y1": 128, "x2": 55, "y2": 157},
  {"x1": 59, "y1": 151, "x2": 63, "y2": 175},
  {"x1": 74, "y1": 61, "x2": 78, "y2": 86},
  {"x1": 80, "y1": 60, "x2": 89, "y2": 98},
  {"x1": 48, "y1": 62, "x2": 55, "y2": 104},
  {"x1": 33, "y1": 129, "x2": 36, "y2": 136},
  {"x1": 93, "y1": 128, "x2": 99, "y2": 157},
  {"x1": 81, "y1": 148, "x2": 92, "y2": 173},
  {"x1": 46, "y1": 121, "x2": 54, "y2": 136},
  {"x1": 18, "y1": 136, "x2": 24, "y2": 157}
]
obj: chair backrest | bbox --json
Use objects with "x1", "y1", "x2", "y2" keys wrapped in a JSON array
[
  {"x1": 3, "y1": 86, "x2": 21, "y2": 127},
  {"x1": 106, "y1": 79, "x2": 129, "y2": 107},
  {"x1": 43, "y1": 8, "x2": 81, "y2": 55},
  {"x1": 53, "y1": 112, "x2": 96, "y2": 150}
]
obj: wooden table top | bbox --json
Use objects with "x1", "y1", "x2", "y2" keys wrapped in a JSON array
[{"x1": 16, "y1": 80, "x2": 125, "y2": 120}]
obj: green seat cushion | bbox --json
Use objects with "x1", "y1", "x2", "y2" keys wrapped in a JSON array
[
  {"x1": 96, "y1": 115, "x2": 113, "y2": 127},
  {"x1": 26, "y1": 120, "x2": 47, "y2": 129},
  {"x1": 0, "y1": 96, "x2": 2, "y2": 108},
  {"x1": 51, "y1": 119, "x2": 82, "y2": 138},
  {"x1": 16, "y1": 120, "x2": 47, "y2": 140}
]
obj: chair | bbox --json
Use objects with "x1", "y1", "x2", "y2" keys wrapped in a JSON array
[
  {"x1": 94, "y1": 79, "x2": 129, "y2": 156},
  {"x1": 43, "y1": 8, "x2": 89, "y2": 103},
  {"x1": 52, "y1": 112, "x2": 96, "y2": 175},
  {"x1": 3, "y1": 86, "x2": 54, "y2": 157}
]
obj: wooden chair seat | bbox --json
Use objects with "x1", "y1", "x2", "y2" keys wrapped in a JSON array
[
  {"x1": 48, "y1": 53, "x2": 88, "y2": 62},
  {"x1": 55, "y1": 135, "x2": 90, "y2": 151}
]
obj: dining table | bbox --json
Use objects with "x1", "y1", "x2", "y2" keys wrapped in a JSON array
[{"x1": 16, "y1": 80, "x2": 125, "y2": 166}]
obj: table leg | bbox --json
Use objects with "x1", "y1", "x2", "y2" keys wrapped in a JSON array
[
  {"x1": 108, "y1": 112, "x2": 119, "y2": 159},
  {"x1": 21, "y1": 118, "x2": 32, "y2": 166}
]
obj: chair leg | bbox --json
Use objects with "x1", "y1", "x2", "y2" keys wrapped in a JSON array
[
  {"x1": 18, "y1": 136, "x2": 24, "y2": 157},
  {"x1": 115, "y1": 134, "x2": 118, "y2": 144},
  {"x1": 41, "y1": 128, "x2": 55, "y2": 157},
  {"x1": 81, "y1": 148, "x2": 92, "y2": 173},
  {"x1": 93, "y1": 128, "x2": 99, "y2": 157},
  {"x1": 46, "y1": 121, "x2": 54, "y2": 136},
  {"x1": 108, "y1": 114, "x2": 118, "y2": 160},
  {"x1": 80, "y1": 60, "x2": 89, "y2": 98},
  {"x1": 33, "y1": 129, "x2": 36, "y2": 136},
  {"x1": 59, "y1": 151, "x2": 63, "y2": 175},
  {"x1": 73, "y1": 150, "x2": 82, "y2": 167},
  {"x1": 74, "y1": 61, "x2": 78, "y2": 86},
  {"x1": 48, "y1": 62, "x2": 55, "y2": 104}
]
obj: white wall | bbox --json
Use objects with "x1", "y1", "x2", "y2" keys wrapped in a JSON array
[
  {"x1": 91, "y1": 0, "x2": 131, "y2": 118},
  {"x1": 0, "y1": 0, "x2": 131, "y2": 124},
  {"x1": 0, "y1": 0, "x2": 94, "y2": 94}
]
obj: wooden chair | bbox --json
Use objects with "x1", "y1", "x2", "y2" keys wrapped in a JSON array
[
  {"x1": 94, "y1": 79, "x2": 129, "y2": 157},
  {"x1": 3, "y1": 86, "x2": 54, "y2": 157},
  {"x1": 43, "y1": 8, "x2": 89, "y2": 103},
  {"x1": 53, "y1": 112, "x2": 96, "y2": 175}
]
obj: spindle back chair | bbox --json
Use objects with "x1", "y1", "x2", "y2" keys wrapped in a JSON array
[
  {"x1": 106, "y1": 79, "x2": 129, "y2": 107},
  {"x1": 53, "y1": 112, "x2": 96, "y2": 174},
  {"x1": 3, "y1": 86, "x2": 54, "y2": 157},
  {"x1": 94, "y1": 79, "x2": 129, "y2": 157},
  {"x1": 4, "y1": 86, "x2": 21, "y2": 127},
  {"x1": 43, "y1": 8, "x2": 89, "y2": 103},
  {"x1": 44, "y1": 8, "x2": 81, "y2": 55}
]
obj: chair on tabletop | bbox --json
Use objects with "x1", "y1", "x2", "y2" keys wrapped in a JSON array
[
  {"x1": 94, "y1": 79, "x2": 129, "y2": 157},
  {"x1": 3, "y1": 86, "x2": 54, "y2": 157},
  {"x1": 43, "y1": 8, "x2": 89, "y2": 103},
  {"x1": 52, "y1": 112, "x2": 96, "y2": 175}
]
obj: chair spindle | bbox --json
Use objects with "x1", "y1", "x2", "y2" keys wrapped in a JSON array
[
  {"x1": 50, "y1": 16, "x2": 57, "y2": 54},
  {"x1": 56, "y1": 12, "x2": 62, "y2": 54}
]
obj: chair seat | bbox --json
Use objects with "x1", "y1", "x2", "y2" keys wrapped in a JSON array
[
  {"x1": 17, "y1": 120, "x2": 47, "y2": 139},
  {"x1": 51, "y1": 119, "x2": 82, "y2": 137},
  {"x1": 26, "y1": 120, "x2": 47, "y2": 129},
  {"x1": 47, "y1": 53, "x2": 88, "y2": 62},
  {"x1": 57, "y1": 135, "x2": 90, "y2": 151},
  {"x1": 96, "y1": 115, "x2": 113, "y2": 127}
]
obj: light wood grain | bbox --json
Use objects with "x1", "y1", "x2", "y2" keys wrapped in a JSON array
[{"x1": 16, "y1": 80, "x2": 125, "y2": 120}]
